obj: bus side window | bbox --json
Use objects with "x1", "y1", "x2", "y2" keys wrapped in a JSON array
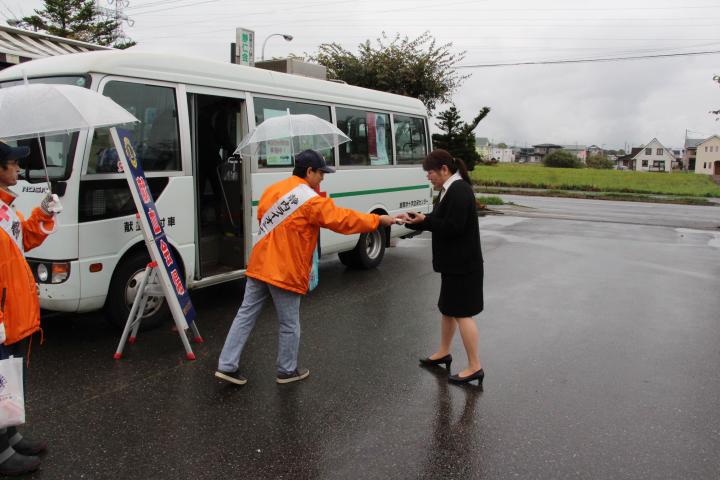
[
  {"x1": 337, "y1": 107, "x2": 392, "y2": 167},
  {"x1": 252, "y1": 97, "x2": 333, "y2": 168},
  {"x1": 86, "y1": 81, "x2": 181, "y2": 174},
  {"x1": 394, "y1": 115, "x2": 427, "y2": 165}
]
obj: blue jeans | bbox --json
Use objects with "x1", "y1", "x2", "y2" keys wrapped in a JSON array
[{"x1": 218, "y1": 277, "x2": 302, "y2": 375}]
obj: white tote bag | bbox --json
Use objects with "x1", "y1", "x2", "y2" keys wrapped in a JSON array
[{"x1": 0, "y1": 356, "x2": 25, "y2": 429}]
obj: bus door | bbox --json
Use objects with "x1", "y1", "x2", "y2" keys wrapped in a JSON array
[{"x1": 187, "y1": 90, "x2": 247, "y2": 278}]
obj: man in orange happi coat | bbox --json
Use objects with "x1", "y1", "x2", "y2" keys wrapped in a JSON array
[
  {"x1": 0, "y1": 141, "x2": 62, "y2": 476},
  {"x1": 216, "y1": 150, "x2": 395, "y2": 385}
]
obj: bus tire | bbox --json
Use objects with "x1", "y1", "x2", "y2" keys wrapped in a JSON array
[
  {"x1": 338, "y1": 226, "x2": 386, "y2": 269},
  {"x1": 106, "y1": 250, "x2": 170, "y2": 330}
]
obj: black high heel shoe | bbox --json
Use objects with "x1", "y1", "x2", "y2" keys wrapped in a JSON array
[
  {"x1": 448, "y1": 368, "x2": 484, "y2": 386},
  {"x1": 419, "y1": 354, "x2": 452, "y2": 369}
]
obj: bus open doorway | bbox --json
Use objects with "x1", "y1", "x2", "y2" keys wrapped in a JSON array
[{"x1": 189, "y1": 93, "x2": 245, "y2": 279}]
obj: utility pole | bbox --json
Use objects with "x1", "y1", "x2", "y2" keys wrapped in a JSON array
[{"x1": 96, "y1": 0, "x2": 135, "y2": 43}]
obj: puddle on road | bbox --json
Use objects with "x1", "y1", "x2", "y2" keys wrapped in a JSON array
[{"x1": 675, "y1": 228, "x2": 720, "y2": 249}]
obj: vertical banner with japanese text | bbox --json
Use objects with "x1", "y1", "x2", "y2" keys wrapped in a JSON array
[{"x1": 110, "y1": 127, "x2": 196, "y2": 327}]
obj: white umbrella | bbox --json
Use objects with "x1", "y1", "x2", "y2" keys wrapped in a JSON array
[
  {"x1": 0, "y1": 83, "x2": 138, "y2": 140},
  {"x1": 0, "y1": 82, "x2": 138, "y2": 232},
  {"x1": 235, "y1": 113, "x2": 350, "y2": 157},
  {"x1": 0, "y1": 83, "x2": 138, "y2": 190}
]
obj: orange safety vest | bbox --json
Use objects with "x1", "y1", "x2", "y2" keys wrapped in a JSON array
[
  {"x1": 0, "y1": 188, "x2": 53, "y2": 345},
  {"x1": 247, "y1": 175, "x2": 380, "y2": 294}
]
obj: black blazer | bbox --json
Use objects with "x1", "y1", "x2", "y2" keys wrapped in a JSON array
[{"x1": 408, "y1": 179, "x2": 483, "y2": 274}]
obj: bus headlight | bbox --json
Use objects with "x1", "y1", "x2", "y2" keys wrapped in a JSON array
[
  {"x1": 37, "y1": 264, "x2": 48, "y2": 282},
  {"x1": 28, "y1": 260, "x2": 71, "y2": 284}
]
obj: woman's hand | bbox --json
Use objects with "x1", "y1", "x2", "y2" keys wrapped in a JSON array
[{"x1": 397, "y1": 211, "x2": 424, "y2": 224}]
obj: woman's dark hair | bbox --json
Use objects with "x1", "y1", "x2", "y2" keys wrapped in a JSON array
[{"x1": 422, "y1": 149, "x2": 470, "y2": 184}]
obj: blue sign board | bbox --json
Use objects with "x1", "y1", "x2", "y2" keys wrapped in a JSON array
[{"x1": 114, "y1": 128, "x2": 196, "y2": 325}]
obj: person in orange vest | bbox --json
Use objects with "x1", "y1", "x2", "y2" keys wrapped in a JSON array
[
  {"x1": 0, "y1": 141, "x2": 61, "y2": 476},
  {"x1": 216, "y1": 149, "x2": 396, "y2": 385}
]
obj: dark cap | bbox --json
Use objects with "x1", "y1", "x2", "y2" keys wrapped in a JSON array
[
  {"x1": 295, "y1": 149, "x2": 335, "y2": 173},
  {"x1": 0, "y1": 141, "x2": 30, "y2": 167}
]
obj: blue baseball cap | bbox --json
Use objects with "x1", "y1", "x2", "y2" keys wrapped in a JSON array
[
  {"x1": 0, "y1": 141, "x2": 30, "y2": 167},
  {"x1": 295, "y1": 149, "x2": 335, "y2": 173}
]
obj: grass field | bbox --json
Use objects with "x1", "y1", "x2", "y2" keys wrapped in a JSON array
[{"x1": 470, "y1": 164, "x2": 720, "y2": 197}]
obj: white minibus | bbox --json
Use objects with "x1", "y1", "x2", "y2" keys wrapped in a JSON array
[{"x1": 0, "y1": 51, "x2": 432, "y2": 328}]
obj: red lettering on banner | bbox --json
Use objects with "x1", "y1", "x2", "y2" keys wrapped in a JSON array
[
  {"x1": 0, "y1": 205, "x2": 9, "y2": 222},
  {"x1": 148, "y1": 209, "x2": 161, "y2": 234},
  {"x1": 171, "y1": 269, "x2": 185, "y2": 295},
  {"x1": 136, "y1": 177, "x2": 151, "y2": 204},
  {"x1": 159, "y1": 239, "x2": 173, "y2": 267}
]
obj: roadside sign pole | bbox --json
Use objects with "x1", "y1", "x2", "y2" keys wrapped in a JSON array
[{"x1": 109, "y1": 127, "x2": 202, "y2": 360}]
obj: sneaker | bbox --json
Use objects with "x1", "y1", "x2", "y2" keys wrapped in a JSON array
[
  {"x1": 12, "y1": 436, "x2": 47, "y2": 456},
  {"x1": 0, "y1": 452, "x2": 41, "y2": 476},
  {"x1": 276, "y1": 367, "x2": 310, "y2": 384},
  {"x1": 214, "y1": 370, "x2": 247, "y2": 385}
]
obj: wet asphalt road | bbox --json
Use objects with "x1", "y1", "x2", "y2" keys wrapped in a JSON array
[{"x1": 20, "y1": 197, "x2": 720, "y2": 479}]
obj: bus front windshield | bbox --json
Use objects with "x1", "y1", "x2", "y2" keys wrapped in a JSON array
[{"x1": 0, "y1": 76, "x2": 89, "y2": 183}]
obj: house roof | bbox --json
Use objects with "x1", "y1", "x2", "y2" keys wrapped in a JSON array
[
  {"x1": 0, "y1": 25, "x2": 109, "y2": 66},
  {"x1": 697, "y1": 135, "x2": 720, "y2": 147},
  {"x1": 617, "y1": 147, "x2": 643, "y2": 161},
  {"x1": 532, "y1": 143, "x2": 563, "y2": 148},
  {"x1": 684, "y1": 138, "x2": 704, "y2": 148}
]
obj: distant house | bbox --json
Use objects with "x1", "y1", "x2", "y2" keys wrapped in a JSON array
[
  {"x1": 683, "y1": 138, "x2": 703, "y2": 172},
  {"x1": 694, "y1": 135, "x2": 720, "y2": 176},
  {"x1": 622, "y1": 138, "x2": 674, "y2": 172},
  {"x1": 671, "y1": 149, "x2": 683, "y2": 170},
  {"x1": 616, "y1": 147, "x2": 642, "y2": 170},
  {"x1": 587, "y1": 145, "x2": 604, "y2": 156},
  {"x1": 488, "y1": 146, "x2": 515, "y2": 163},
  {"x1": 532, "y1": 143, "x2": 563, "y2": 163},
  {"x1": 562, "y1": 145, "x2": 587, "y2": 162},
  {"x1": 475, "y1": 137, "x2": 490, "y2": 157},
  {"x1": 475, "y1": 137, "x2": 515, "y2": 162},
  {"x1": 513, "y1": 147, "x2": 537, "y2": 163},
  {"x1": 0, "y1": 24, "x2": 109, "y2": 70}
]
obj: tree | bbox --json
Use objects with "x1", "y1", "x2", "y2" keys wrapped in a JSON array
[
  {"x1": 432, "y1": 105, "x2": 491, "y2": 171},
  {"x1": 496, "y1": 142, "x2": 508, "y2": 148},
  {"x1": 309, "y1": 32, "x2": 468, "y2": 113},
  {"x1": 543, "y1": 150, "x2": 583, "y2": 168},
  {"x1": 586, "y1": 154, "x2": 614, "y2": 169},
  {"x1": 17, "y1": 0, "x2": 135, "y2": 48}
]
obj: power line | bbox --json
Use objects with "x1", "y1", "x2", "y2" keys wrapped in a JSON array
[
  {"x1": 129, "y1": 0, "x2": 222, "y2": 15},
  {"x1": 456, "y1": 49, "x2": 720, "y2": 68}
]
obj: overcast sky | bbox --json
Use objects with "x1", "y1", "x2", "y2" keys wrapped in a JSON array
[{"x1": 2, "y1": 0, "x2": 720, "y2": 150}]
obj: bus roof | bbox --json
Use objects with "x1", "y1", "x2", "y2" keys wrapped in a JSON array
[{"x1": 0, "y1": 50, "x2": 427, "y2": 115}]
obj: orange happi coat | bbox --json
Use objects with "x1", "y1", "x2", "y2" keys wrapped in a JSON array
[
  {"x1": 246, "y1": 175, "x2": 380, "y2": 294},
  {"x1": 0, "y1": 188, "x2": 54, "y2": 345}
]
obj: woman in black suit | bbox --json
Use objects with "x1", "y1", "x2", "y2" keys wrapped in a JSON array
[{"x1": 400, "y1": 149, "x2": 484, "y2": 385}]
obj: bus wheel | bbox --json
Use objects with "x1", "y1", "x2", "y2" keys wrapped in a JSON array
[
  {"x1": 338, "y1": 226, "x2": 386, "y2": 269},
  {"x1": 106, "y1": 250, "x2": 170, "y2": 330}
]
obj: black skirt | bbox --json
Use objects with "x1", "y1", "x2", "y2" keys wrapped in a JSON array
[{"x1": 438, "y1": 269, "x2": 484, "y2": 318}]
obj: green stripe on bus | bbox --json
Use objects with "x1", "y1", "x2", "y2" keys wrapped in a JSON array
[
  {"x1": 251, "y1": 184, "x2": 428, "y2": 206},
  {"x1": 330, "y1": 184, "x2": 428, "y2": 199}
]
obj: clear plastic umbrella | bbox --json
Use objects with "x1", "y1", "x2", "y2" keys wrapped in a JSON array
[
  {"x1": 235, "y1": 113, "x2": 350, "y2": 157},
  {"x1": 0, "y1": 82, "x2": 138, "y2": 194},
  {"x1": 0, "y1": 82, "x2": 138, "y2": 232}
]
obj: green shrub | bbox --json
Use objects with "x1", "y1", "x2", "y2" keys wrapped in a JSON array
[
  {"x1": 476, "y1": 195, "x2": 504, "y2": 206},
  {"x1": 543, "y1": 150, "x2": 583, "y2": 168},
  {"x1": 586, "y1": 154, "x2": 614, "y2": 169}
]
